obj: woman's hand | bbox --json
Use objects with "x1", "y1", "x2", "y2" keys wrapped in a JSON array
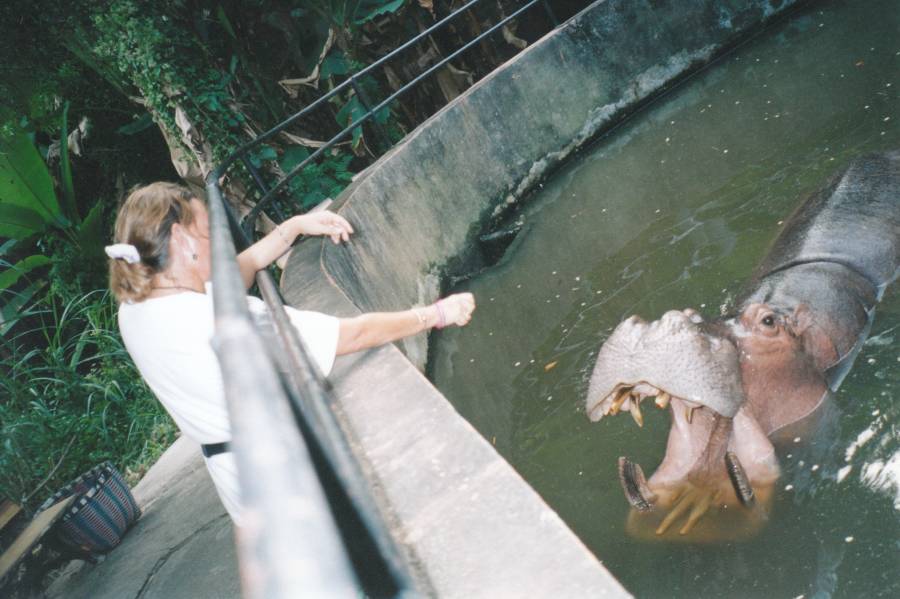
[
  {"x1": 238, "y1": 210, "x2": 354, "y2": 287},
  {"x1": 437, "y1": 293, "x2": 476, "y2": 328},
  {"x1": 291, "y1": 211, "x2": 354, "y2": 244},
  {"x1": 335, "y1": 292, "x2": 477, "y2": 356}
]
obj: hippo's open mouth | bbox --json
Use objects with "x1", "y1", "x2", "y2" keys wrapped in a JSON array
[
  {"x1": 586, "y1": 309, "x2": 760, "y2": 531},
  {"x1": 587, "y1": 309, "x2": 745, "y2": 421}
]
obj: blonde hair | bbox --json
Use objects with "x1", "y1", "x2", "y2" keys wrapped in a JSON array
[{"x1": 109, "y1": 182, "x2": 197, "y2": 303}]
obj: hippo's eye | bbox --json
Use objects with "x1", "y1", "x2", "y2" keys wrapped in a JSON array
[{"x1": 761, "y1": 315, "x2": 776, "y2": 327}]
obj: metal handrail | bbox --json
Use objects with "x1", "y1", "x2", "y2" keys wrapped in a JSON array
[
  {"x1": 211, "y1": 0, "x2": 554, "y2": 180},
  {"x1": 222, "y1": 201, "x2": 418, "y2": 597},
  {"x1": 211, "y1": 0, "x2": 484, "y2": 179},
  {"x1": 205, "y1": 182, "x2": 361, "y2": 598},
  {"x1": 204, "y1": 2, "x2": 561, "y2": 597},
  {"x1": 243, "y1": 0, "x2": 547, "y2": 230},
  {"x1": 210, "y1": 0, "x2": 552, "y2": 235}
]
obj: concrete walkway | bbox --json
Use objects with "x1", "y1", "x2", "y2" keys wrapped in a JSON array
[{"x1": 42, "y1": 437, "x2": 240, "y2": 599}]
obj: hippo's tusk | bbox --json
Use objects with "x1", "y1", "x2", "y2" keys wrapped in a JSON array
[
  {"x1": 630, "y1": 396, "x2": 644, "y2": 427},
  {"x1": 609, "y1": 387, "x2": 632, "y2": 416},
  {"x1": 656, "y1": 489, "x2": 696, "y2": 535},
  {"x1": 686, "y1": 405, "x2": 696, "y2": 424},
  {"x1": 655, "y1": 391, "x2": 671, "y2": 409},
  {"x1": 618, "y1": 456, "x2": 655, "y2": 511},
  {"x1": 725, "y1": 451, "x2": 756, "y2": 507},
  {"x1": 679, "y1": 489, "x2": 719, "y2": 535}
]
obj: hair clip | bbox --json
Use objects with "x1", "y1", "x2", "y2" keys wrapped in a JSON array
[{"x1": 105, "y1": 243, "x2": 141, "y2": 264}]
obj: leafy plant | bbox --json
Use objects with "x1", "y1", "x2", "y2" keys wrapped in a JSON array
[
  {"x1": 0, "y1": 289, "x2": 177, "y2": 512},
  {"x1": 0, "y1": 107, "x2": 105, "y2": 335},
  {"x1": 0, "y1": 123, "x2": 69, "y2": 239},
  {"x1": 0, "y1": 104, "x2": 174, "y2": 510},
  {"x1": 88, "y1": 0, "x2": 250, "y2": 167},
  {"x1": 306, "y1": 0, "x2": 407, "y2": 29},
  {"x1": 279, "y1": 145, "x2": 355, "y2": 209}
]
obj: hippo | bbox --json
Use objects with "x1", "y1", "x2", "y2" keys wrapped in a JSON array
[{"x1": 586, "y1": 151, "x2": 900, "y2": 540}]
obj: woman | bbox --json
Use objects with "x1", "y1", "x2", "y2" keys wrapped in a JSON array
[{"x1": 106, "y1": 182, "x2": 475, "y2": 524}]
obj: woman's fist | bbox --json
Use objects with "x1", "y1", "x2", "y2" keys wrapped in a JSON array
[{"x1": 436, "y1": 293, "x2": 476, "y2": 328}]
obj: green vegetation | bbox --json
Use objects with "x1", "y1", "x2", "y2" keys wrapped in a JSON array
[
  {"x1": 0, "y1": 109, "x2": 178, "y2": 511},
  {"x1": 0, "y1": 290, "x2": 178, "y2": 510}
]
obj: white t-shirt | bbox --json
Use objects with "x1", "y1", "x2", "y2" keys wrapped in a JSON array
[{"x1": 118, "y1": 286, "x2": 339, "y2": 525}]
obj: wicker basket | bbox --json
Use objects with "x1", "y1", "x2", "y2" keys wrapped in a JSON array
[{"x1": 38, "y1": 461, "x2": 141, "y2": 559}]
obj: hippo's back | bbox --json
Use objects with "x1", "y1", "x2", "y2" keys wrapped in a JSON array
[{"x1": 753, "y1": 151, "x2": 900, "y2": 291}]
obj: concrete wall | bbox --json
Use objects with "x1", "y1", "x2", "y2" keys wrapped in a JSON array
[
  {"x1": 282, "y1": 0, "x2": 802, "y2": 595},
  {"x1": 305, "y1": 0, "x2": 802, "y2": 368},
  {"x1": 285, "y1": 248, "x2": 629, "y2": 597}
]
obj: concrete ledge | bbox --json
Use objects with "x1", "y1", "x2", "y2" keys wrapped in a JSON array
[
  {"x1": 284, "y1": 242, "x2": 627, "y2": 597},
  {"x1": 283, "y1": 0, "x2": 802, "y2": 595}
]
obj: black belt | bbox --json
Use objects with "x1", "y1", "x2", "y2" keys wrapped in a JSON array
[{"x1": 201, "y1": 441, "x2": 230, "y2": 459}]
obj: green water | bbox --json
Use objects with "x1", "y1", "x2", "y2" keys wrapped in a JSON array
[{"x1": 429, "y1": 1, "x2": 900, "y2": 597}]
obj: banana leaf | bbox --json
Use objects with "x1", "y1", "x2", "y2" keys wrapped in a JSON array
[
  {"x1": 75, "y1": 201, "x2": 105, "y2": 263},
  {"x1": 0, "y1": 255, "x2": 52, "y2": 292},
  {"x1": 0, "y1": 203, "x2": 48, "y2": 239},
  {"x1": 0, "y1": 126, "x2": 67, "y2": 229}
]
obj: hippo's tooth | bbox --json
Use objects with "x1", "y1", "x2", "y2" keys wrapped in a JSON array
[
  {"x1": 656, "y1": 490, "x2": 695, "y2": 535},
  {"x1": 609, "y1": 387, "x2": 631, "y2": 416},
  {"x1": 630, "y1": 396, "x2": 644, "y2": 427},
  {"x1": 679, "y1": 490, "x2": 718, "y2": 535},
  {"x1": 617, "y1": 456, "x2": 655, "y2": 511},
  {"x1": 725, "y1": 451, "x2": 756, "y2": 507},
  {"x1": 655, "y1": 391, "x2": 671, "y2": 409},
  {"x1": 655, "y1": 488, "x2": 718, "y2": 536},
  {"x1": 686, "y1": 405, "x2": 696, "y2": 424}
]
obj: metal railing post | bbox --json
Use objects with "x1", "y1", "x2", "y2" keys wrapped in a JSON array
[
  {"x1": 242, "y1": 0, "x2": 545, "y2": 229},
  {"x1": 239, "y1": 155, "x2": 286, "y2": 223},
  {"x1": 350, "y1": 78, "x2": 393, "y2": 151},
  {"x1": 203, "y1": 2, "x2": 567, "y2": 596},
  {"x1": 542, "y1": 1, "x2": 559, "y2": 27},
  {"x1": 253, "y1": 270, "x2": 418, "y2": 594},
  {"x1": 205, "y1": 180, "x2": 361, "y2": 598},
  {"x1": 213, "y1": 176, "x2": 418, "y2": 594}
]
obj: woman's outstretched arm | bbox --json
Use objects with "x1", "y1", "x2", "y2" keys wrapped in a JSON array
[
  {"x1": 236, "y1": 211, "x2": 354, "y2": 288},
  {"x1": 337, "y1": 293, "x2": 476, "y2": 355}
]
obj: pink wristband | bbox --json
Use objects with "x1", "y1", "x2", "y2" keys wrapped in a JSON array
[{"x1": 434, "y1": 300, "x2": 447, "y2": 329}]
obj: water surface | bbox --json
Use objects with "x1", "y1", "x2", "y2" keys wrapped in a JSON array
[{"x1": 430, "y1": 1, "x2": 900, "y2": 596}]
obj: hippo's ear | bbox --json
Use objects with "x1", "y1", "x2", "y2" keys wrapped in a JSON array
[{"x1": 790, "y1": 304, "x2": 839, "y2": 371}]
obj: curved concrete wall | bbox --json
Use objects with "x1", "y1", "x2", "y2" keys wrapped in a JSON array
[
  {"x1": 283, "y1": 0, "x2": 802, "y2": 596},
  {"x1": 304, "y1": 0, "x2": 801, "y2": 368}
]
